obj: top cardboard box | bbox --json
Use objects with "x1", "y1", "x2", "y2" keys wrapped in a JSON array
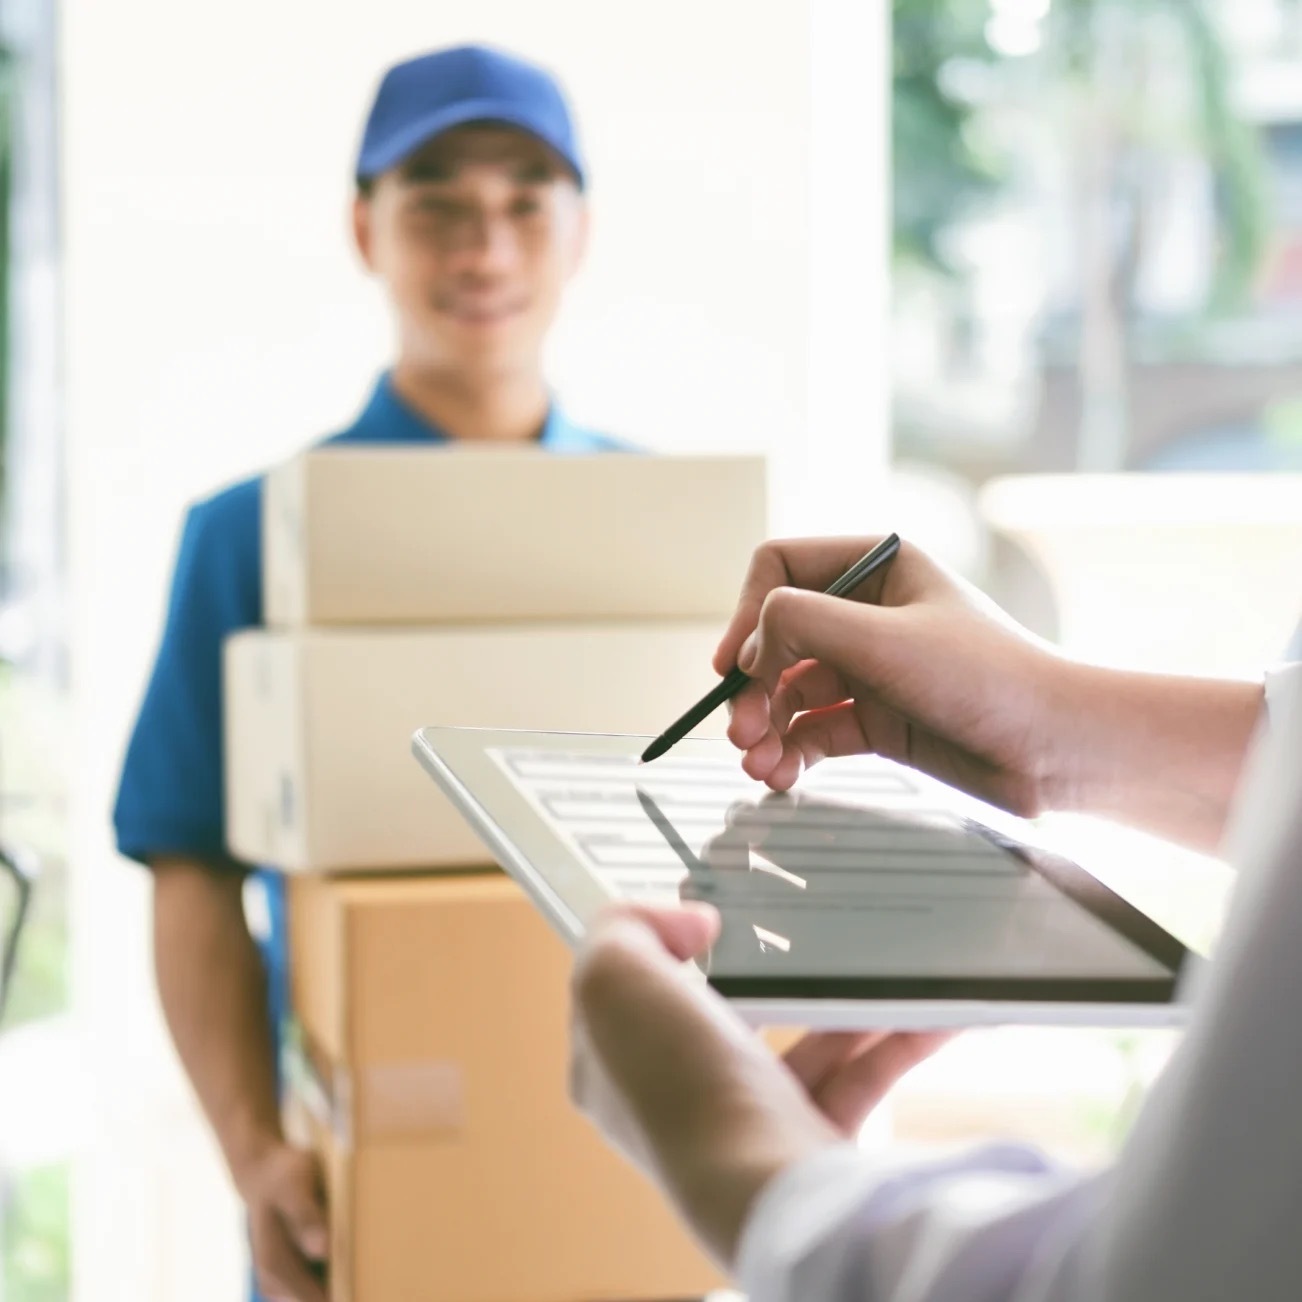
[{"x1": 263, "y1": 447, "x2": 767, "y2": 626}]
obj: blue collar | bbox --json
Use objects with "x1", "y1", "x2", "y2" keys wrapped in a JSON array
[{"x1": 334, "y1": 372, "x2": 589, "y2": 449}]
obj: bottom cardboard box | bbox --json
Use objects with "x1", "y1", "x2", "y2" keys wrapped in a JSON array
[{"x1": 286, "y1": 871, "x2": 727, "y2": 1302}]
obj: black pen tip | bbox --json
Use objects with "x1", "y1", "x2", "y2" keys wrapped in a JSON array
[{"x1": 640, "y1": 736, "x2": 670, "y2": 764}]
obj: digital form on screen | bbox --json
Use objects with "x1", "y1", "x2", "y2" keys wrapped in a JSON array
[{"x1": 486, "y1": 746, "x2": 1171, "y2": 984}]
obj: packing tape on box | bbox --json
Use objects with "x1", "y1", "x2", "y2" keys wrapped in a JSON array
[
  {"x1": 358, "y1": 1060, "x2": 465, "y2": 1140},
  {"x1": 283, "y1": 1021, "x2": 465, "y2": 1149}
]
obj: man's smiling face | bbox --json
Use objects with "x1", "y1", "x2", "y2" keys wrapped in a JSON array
[{"x1": 354, "y1": 123, "x2": 588, "y2": 376}]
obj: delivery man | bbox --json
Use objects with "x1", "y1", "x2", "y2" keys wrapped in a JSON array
[{"x1": 113, "y1": 44, "x2": 627, "y2": 1302}]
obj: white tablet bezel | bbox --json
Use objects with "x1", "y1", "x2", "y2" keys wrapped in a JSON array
[{"x1": 411, "y1": 725, "x2": 1190, "y2": 1029}]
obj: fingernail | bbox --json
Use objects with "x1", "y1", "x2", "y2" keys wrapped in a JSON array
[{"x1": 738, "y1": 632, "x2": 758, "y2": 672}]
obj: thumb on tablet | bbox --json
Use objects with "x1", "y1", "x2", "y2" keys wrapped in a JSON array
[{"x1": 597, "y1": 902, "x2": 721, "y2": 961}]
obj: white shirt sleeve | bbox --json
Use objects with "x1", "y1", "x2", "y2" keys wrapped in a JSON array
[
  {"x1": 737, "y1": 1143, "x2": 1106, "y2": 1302},
  {"x1": 1264, "y1": 661, "x2": 1302, "y2": 718},
  {"x1": 737, "y1": 665, "x2": 1302, "y2": 1302}
]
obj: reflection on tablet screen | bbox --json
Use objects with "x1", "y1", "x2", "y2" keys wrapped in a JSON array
[{"x1": 488, "y1": 746, "x2": 1178, "y2": 987}]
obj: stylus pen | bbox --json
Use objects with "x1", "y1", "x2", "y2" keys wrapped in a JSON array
[{"x1": 640, "y1": 532, "x2": 902, "y2": 764}]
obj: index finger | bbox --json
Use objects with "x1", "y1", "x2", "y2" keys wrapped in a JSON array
[{"x1": 713, "y1": 536, "x2": 897, "y2": 676}]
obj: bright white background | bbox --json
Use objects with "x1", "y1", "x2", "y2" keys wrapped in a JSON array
[{"x1": 60, "y1": 2, "x2": 889, "y2": 1298}]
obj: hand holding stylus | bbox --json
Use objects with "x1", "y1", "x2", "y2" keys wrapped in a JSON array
[
  {"x1": 706, "y1": 534, "x2": 1080, "y2": 813},
  {"x1": 641, "y1": 535, "x2": 901, "y2": 763}
]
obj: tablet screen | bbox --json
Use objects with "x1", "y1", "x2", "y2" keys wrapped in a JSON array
[{"x1": 485, "y1": 743, "x2": 1184, "y2": 999}]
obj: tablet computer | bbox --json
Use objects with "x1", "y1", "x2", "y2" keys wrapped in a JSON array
[{"x1": 411, "y1": 726, "x2": 1192, "y2": 1029}]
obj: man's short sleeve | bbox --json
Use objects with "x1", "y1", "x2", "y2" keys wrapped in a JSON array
[{"x1": 113, "y1": 479, "x2": 262, "y2": 866}]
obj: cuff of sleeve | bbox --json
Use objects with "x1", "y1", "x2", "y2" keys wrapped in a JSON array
[
  {"x1": 1264, "y1": 663, "x2": 1302, "y2": 724},
  {"x1": 735, "y1": 1140, "x2": 1064, "y2": 1302},
  {"x1": 735, "y1": 1144, "x2": 879, "y2": 1302},
  {"x1": 114, "y1": 816, "x2": 235, "y2": 869}
]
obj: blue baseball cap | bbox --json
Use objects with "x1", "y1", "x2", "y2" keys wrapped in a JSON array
[{"x1": 355, "y1": 45, "x2": 586, "y2": 188}]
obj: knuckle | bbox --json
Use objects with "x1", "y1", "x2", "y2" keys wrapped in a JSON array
[
  {"x1": 743, "y1": 541, "x2": 793, "y2": 602},
  {"x1": 752, "y1": 589, "x2": 808, "y2": 674},
  {"x1": 760, "y1": 584, "x2": 806, "y2": 630}
]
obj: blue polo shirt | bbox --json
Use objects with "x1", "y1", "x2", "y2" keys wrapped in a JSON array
[
  {"x1": 115, "y1": 374, "x2": 629, "y2": 868},
  {"x1": 112, "y1": 373, "x2": 630, "y2": 1171}
]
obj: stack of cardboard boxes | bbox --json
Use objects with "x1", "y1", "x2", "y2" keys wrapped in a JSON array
[{"x1": 222, "y1": 446, "x2": 767, "y2": 1301}]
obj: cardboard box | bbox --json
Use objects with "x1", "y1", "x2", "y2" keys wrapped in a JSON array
[
  {"x1": 224, "y1": 622, "x2": 724, "y2": 872},
  {"x1": 285, "y1": 872, "x2": 724, "y2": 1302},
  {"x1": 263, "y1": 448, "x2": 767, "y2": 626}
]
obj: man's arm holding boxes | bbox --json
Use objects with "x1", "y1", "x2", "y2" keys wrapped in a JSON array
[
  {"x1": 114, "y1": 489, "x2": 329, "y2": 1302},
  {"x1": 152, "y1": 857, "x2": 329, "y2": 1300}
]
